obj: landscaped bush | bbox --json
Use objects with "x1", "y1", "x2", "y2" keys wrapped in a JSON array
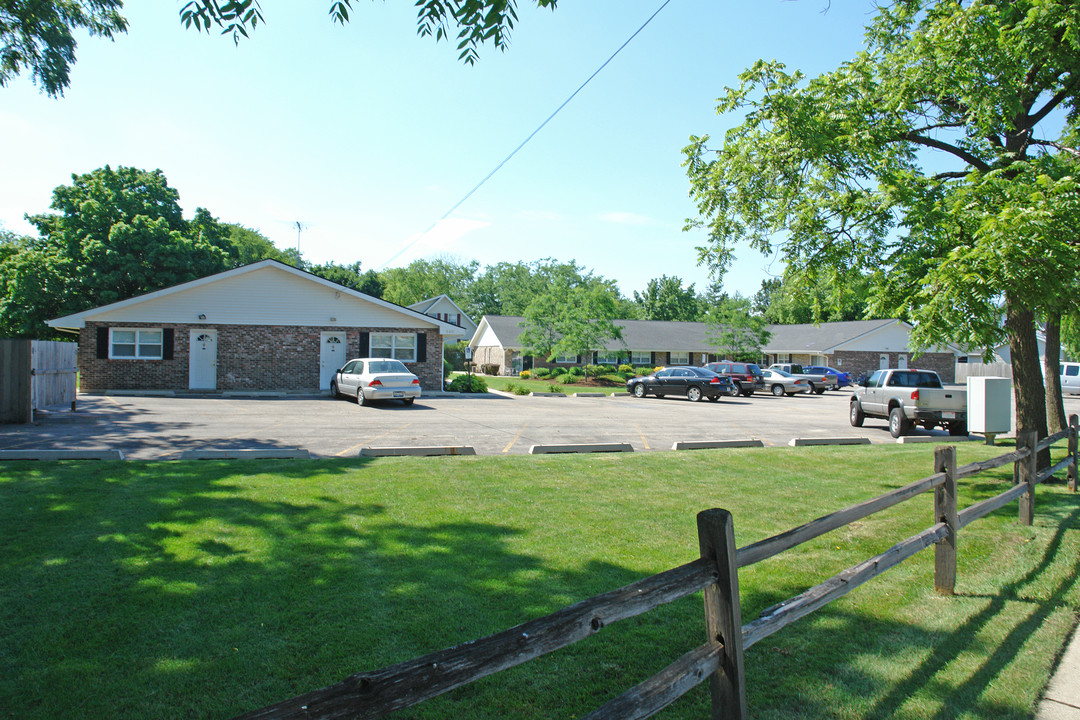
[
  {"x1": 480, "y1": 364, "x2": 500, "y2": 376},
  {"x1": 533, "y1": 367, "x2": 551, "y2": 378},
  {"x1": 443, "y1": 359, "x2": 453, "y2": 378},
  {"x1": 556, "y1": 373, "x2": 577, "y2": 384},
  {"x1": 596, "y1": 374, "x2": 626, "y2": 386},
  {"x1": 448, "y1": 374, "x2": 488, "y2": 393},
  {"x1": 618, "y1": 364, "x2": 634, "y2": 375},
  {"x1": 569, "y1": 366, "x2": 584, "y2": 377},
  {"x1": 547, "y1": 382, "x2": 564, "y2": 393},
  {"x1": 519, "y1": 370, "x2": 532, "y2": 379},
  {"x1": 504, "y1": 382, "x2": 530, "y2": 395}
]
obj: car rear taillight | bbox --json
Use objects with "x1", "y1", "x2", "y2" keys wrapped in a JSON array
[
  {"x1": 368, "y1": 379, "x2": 383, "y2": 387},
  {"x1": 412, "y1": 378, "x2": 420, "y2": 385},
  {"x1": 911, "y1": 389, "x2": 919, "y2": 401},
  {"x1": 710, "y1": 377, "x2": 720, "y2": 384}
]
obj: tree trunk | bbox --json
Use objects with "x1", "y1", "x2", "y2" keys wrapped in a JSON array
[
  {"x1": 1006, "y1": 297, "x2": 1050, "y2": 467},
  {"x1": 1044, "y1": 312, "x2": 1067, "y2": 434}
]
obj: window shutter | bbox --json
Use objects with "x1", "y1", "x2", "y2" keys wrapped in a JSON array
[
  {"x1": 665, "y1": 352, "x2": 671, "y2": 365},
  {"x1": 163, "y1": 329, "x2": 174, "y2": 360},
  {"x1": 96, "y1": 327, "x2": 109, "y2": 359},
  {"x1": 417, "y1": 333, "x2": 427, "y2": 363},
  {"x1": 358, "y1": 331, "x2": 369, "y2": 356}
]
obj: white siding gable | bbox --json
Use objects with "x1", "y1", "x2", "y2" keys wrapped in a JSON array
[
  {"x1": 474, "y1": 323, "x2": 503, "y2": 348},
  {"x1": 86, "y1": 266, "x2": 438, "y2": 329}
]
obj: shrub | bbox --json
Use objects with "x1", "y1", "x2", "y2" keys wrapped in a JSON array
[
  {"x1": 618, "y1": 364, "x2": 634, "y2": 375},
  {"x1": 519, "y1": 370, "x2": 532, "y2": 379},
  {"x1": 443, "y1": 359, "x2": 453, "y2": 378},
  {"x1": 512, "y1": 384, "x2": 531, "y2": 396},
  {"x1": 533, "y1": 367, "x2": 551, "y2": 378},
  {"x1": 547, "y1": 383, "x2": 564, "y2": 394},
  {"x1": 557, "y1": 373, "x2": 577, "y2": 384},
  {"x1": 569, "y1": 366, "x2": 584, "y2": 377},
  {"x1": 480, "y1": 363, "x2": 500, "y2": 376},
  {"x1": 585, "y1": 364, "x2": 604, "y2": 378},
  {"x1": 448, "y1": 374, "x2": 488, "y2": 393}
]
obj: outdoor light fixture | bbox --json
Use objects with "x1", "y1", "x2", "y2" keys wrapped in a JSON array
[
  {"x1": 330, "y1": 317, "x2": 337, "y2": 322},
  {"x1": 198, "y1": 314, "x2": 206, "y2": 320}
]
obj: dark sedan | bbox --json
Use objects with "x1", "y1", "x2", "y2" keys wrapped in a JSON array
[{"x1": 626, "y1": 366, "x2": 734, "y2": 402}]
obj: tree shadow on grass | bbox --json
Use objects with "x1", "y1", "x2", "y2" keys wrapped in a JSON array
[{"x1": 1, "y1": 460, "x2": 1077, "y2": 720}]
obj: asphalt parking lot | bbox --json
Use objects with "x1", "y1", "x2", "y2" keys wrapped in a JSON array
[{"x1": 4, "y1": 388, "x2": 1079, "y2": 461}]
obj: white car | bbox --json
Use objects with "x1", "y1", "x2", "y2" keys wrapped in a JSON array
[{"x1": 331, "y1": 358, "x2": 421, "y2": 406}]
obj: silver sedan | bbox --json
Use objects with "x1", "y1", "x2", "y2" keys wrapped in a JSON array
[
  {"x1": 331, "y1": 358, "x2": 421, "y2": 406},
  {"x1": 760, "y1": 368, "x2": 810, "y2": 397}
]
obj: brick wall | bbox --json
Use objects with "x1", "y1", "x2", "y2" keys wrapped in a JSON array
[
  {"x1": 832, "y1": 350, "x2": 957, "y2": 384},
  {"x1": 79, "y1": 322, "x2": 444, "y2": 393}
]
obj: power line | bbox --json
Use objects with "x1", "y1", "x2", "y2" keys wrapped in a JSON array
[{"x1": 378, "y1": 0, "x2": 674, "y2": 269}]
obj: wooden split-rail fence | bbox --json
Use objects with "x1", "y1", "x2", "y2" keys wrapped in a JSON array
[{"x1": 234, "y1": 416, "x2": 1080, "y2": 720}]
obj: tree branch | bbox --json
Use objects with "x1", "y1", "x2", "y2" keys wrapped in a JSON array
[
  {"x1": 1025, "y1": 74, "x2": 1077, "y2": 129},
  {"x1": 900, "y1": 132, "x2": 992, "y2": 172},
  {"x1": 1029, "y1": 139, "x2": 1080, "y2": 160}
]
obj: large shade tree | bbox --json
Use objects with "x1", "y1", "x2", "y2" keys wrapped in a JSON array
[
  {"x1": 0, "y1": 166, "x2": 233, "y2": 337},
  {"x1": 684, "y1": 0, "x2": 1080, "y2": 442}
]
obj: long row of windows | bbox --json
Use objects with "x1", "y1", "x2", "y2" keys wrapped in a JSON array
[
  {"x1": 559, "y1": 350, "x2": 687, "y2": 366},
  {"x1": 107, "y1": 329, "x2": 420, "y2": 361}
]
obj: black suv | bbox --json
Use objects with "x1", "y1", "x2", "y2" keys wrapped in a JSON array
[{"x1": 702, "y1": 361, "x2": 765, "y2": 397}]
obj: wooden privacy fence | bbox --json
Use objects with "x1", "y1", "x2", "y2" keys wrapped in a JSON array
[
  {"x1": 0, "y1": 339, "x2": 77, "y2": 423},
  {"x1": 234, "y1": 417, "x2": 1080, "y2": 720}
]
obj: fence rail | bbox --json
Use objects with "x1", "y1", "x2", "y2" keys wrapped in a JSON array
[{"x1": 233, "y1": 414, "x2": 1080, "y2": 720}]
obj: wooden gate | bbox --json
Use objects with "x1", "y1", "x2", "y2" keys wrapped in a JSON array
[{"x1": 31, "y1": 340, "x2": 77, "y2": 412}]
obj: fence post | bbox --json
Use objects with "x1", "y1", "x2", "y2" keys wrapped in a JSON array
[
  {"x1": 1016, "y1": 430, "x2": 1037, "y2": 525},
  {"x1": 934, "y1": 446, "x2": 958, "y2": 595},
  {"x1": 1068, "y1": 414, "x2": 1078, "y2": 493},
  {"x1": 697, "y1": 509, "x2": 748, "y2": 720}
]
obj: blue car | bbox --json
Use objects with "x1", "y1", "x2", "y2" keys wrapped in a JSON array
[{"x1": 802, "y1": 365, "x2": 852, "y2": 389}]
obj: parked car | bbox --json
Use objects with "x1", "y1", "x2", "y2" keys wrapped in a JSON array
[
  {"x1": 627, "y1": 366, "x2": 735, "y2": 402},
  {"x1": 331, "y1": 358, "x2": 421, "y2": 406},
  {"x1": 766, "y1": 363, "x2": 837, "y2": 394},
  {"x1": 1059, "y1": 362, "x2": 1080, "y2": 395},
  {"x1": 760, "y1": 368, "x2": 810, "y2": 396},
  {"x1": 802, "y1": 365, "x2": 852, "y2": 389},
  {"x1": 702, "y1": 361, "x2": 765, "y2": 397}
]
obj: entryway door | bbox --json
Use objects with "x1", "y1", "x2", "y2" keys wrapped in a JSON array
[
  {"x1": 898, "y1": 354, "x2": 908, "y2": 369},
  {"x1": 189, "y1": 330, "x2": 218, "y2": 390},
  {"x1": 320, "y1": 332, "x2": 346, "y2": 391},
  {"x1": 879, "y1": 354, "x2": 890, "y2": 370}
]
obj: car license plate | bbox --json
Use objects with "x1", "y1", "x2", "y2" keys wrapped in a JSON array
[
  {"x1": 393, "y1": 391, "x2": 404, "y2": 397},
  {"x1": 942, "y1": 411, "x2": 955, "y2": 419}
]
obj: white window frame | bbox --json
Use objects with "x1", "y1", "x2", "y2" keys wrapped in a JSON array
[
  {"x1": 631, "y1": 350, "x2": 652, "y2": 366},
  {"x1": 597, "y1": 351, "x2": 619, "y2": 365},
  {"x1": 555, "y1": 354, "x2": 577, "y2": 364},
  {"x1": 109, "y1": 328, "x2": 163, "y2": 360},
  {"x1": 669, "y1": 351, "x2": 690, "y2": 365},
  {"x1": 369, "y1": 332, "x2": 417, "y2": 362}
]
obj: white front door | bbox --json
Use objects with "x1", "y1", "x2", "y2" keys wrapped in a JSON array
[
  {"x1": 320, "y1": 332, "x2": 346, "y2": 390},
  {"x1": 879, "y1": 353, "x2": 890, "y2": 370},
  {"x1": 898, "y1": 354, "x2": 908, "y2": 369},
  {"x1": 189, "y1": 330, "x2": 218, "y2": 390}
]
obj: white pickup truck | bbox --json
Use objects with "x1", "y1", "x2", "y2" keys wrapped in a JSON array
[{"x1": 849, "y1": 368, "x2": 968, "y2": 438}]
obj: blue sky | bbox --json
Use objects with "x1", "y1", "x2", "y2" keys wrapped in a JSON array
[{"x1": 0, "y1": 0, "x2": 880, "y2": 300}]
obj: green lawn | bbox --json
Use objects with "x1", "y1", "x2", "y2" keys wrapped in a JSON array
[{"x1": 1, "y1": 444, "x2": 1078, "y2": 719}]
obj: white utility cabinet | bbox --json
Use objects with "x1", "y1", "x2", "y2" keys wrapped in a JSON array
[{"x1": 967, "y1": 376, "x2": 1012, "y2": 434}]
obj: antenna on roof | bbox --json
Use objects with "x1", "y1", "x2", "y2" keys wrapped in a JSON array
[{"x1": 294, "y1": 220, "x2": 309, "y2": 253}]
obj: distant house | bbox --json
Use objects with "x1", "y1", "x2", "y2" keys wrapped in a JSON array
[
  {"x1": 469, "y1": 316, "x2": 719, "y2": 376},
  {"x1": 762, "y1": 319, "x2": 964, "y2": 383},
  {"x1": 407, "y1": 295, "x2": 477, "y2": 340},
  {"x1": 47, "y1": 260, "x2": 461, "y2": 393},
  {"x1": 469, "y1": 315, "x2": 964, "y2": 382}
]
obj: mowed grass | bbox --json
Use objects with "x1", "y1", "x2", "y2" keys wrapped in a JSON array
[
  {"x1": 467, "y1": 373, "x2": 629, "y2": 395},
  {"x1": 1, "y1": 443, "x2": 1078, "y2": 720}
]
